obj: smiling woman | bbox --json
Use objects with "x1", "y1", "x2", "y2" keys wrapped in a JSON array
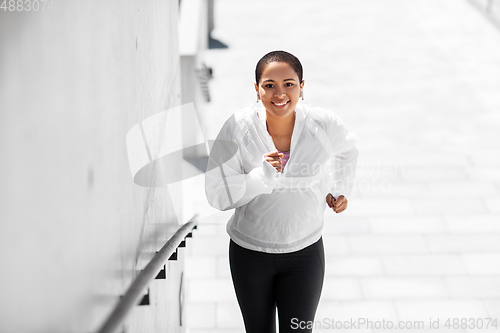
[
  {"x1": 255, "y1": 54, "x2": 304, "y2": 154},
  {"x1": 205, "y1": 50, "x2": 359, "y2": 333}
]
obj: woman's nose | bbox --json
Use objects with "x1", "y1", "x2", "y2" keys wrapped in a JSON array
[{"x1": 274, "y1": 89, "x2": 285, "y2": 98}]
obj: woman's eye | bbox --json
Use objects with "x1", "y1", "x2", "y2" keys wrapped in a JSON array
[
  {"x1": 285, "y1": 83, "x2": 294, "y2": 87},
  {"x1": 265, "y1": 84, "x2": 274, "y2": 88}
]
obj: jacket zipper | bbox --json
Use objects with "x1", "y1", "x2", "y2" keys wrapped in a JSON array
[{"x1": 257, "y1": 110, "x2": 294, "y2": 177}]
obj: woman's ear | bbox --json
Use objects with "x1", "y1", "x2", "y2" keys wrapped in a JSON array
[
  {"x1": 254, "y1": 83, "x2": 259, "y2": 92},
  {"x1": 300, "y1": 80, "x2": 305, "y2": 89}
]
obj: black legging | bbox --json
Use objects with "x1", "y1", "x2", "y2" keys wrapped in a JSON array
[{"x1": 229, "y1": 237, "x2": 325, "y2": 333}]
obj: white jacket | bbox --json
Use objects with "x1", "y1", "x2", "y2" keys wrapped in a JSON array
[{"x1": 205, "y1": 101, "x2": 359, "y2": 253}]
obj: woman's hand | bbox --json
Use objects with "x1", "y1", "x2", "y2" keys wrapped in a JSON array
[
  {"x1": 326, "y1": 193, "x2": 348, "y2": 214},
  {"x1": 264, "y1": 150, "x2": 284, "y2": 172}
]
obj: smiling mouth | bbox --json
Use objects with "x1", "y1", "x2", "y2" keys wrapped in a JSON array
[{"x1": 272, "y1": 101, "x2": 289, "y2": 107}]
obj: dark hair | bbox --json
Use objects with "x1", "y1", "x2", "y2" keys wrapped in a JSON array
[{"x1": 255, "y1": 50, "x2": 303, "y2": 86}]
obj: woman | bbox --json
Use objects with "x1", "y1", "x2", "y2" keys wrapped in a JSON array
[{"x1": 205, "y1": 50, "x2": 358, "y2": 333}]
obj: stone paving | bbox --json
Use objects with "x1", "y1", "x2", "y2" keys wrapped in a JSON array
[{"x1": 184, "y1": 0, "x2": 500, "y2": 332}]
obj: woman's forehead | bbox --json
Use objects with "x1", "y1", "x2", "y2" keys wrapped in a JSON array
[{"x1": 260, "y1": 62, "x2": 299, "y2": 81}]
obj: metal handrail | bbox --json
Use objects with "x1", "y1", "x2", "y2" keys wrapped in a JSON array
[{"x1": 96, "y1": 218, "x2": 198, "y2": 333}]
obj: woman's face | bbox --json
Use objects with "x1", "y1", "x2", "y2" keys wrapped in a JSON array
[{"x1": 255, "y1": 62, "x2": 304, "y2": 118}]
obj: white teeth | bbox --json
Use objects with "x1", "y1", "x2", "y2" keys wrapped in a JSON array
[{"x1": 274, "y1": 102, "x2": 287, "y2": 106}]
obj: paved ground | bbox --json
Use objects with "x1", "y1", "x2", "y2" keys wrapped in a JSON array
[{"x1": 184, "y1": 0, "x2": 500, "y2": 332}]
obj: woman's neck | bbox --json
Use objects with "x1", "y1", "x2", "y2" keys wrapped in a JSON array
[{"x1": 266, "y1": 110, "x2": 296, "y2": 137}]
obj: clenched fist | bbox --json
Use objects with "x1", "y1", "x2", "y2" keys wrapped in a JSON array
[
  {"x1": 264, "y1": 150, "x2": 284, "y2": 172},
  {"x1": 325, "y1": 193, "x2": 348, "y2": 214}
]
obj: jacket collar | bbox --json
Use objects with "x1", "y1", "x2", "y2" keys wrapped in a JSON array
[{"x1": 251, "y1": 102, "x2": 311, "y2": 155}]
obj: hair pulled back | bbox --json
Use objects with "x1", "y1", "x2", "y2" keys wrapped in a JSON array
[{"x1": 255, "y1": 50, "x2": 303, "y2": 86}]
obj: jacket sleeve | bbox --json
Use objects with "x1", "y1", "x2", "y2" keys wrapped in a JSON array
[
  {"x1": 326, "y1": 113, "x2": 359, "y2": 199},
  {"x1": 205, "y1": 116, "x2": 278, "y2": 211}
]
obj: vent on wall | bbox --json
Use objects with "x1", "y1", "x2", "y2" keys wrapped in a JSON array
[{"x1": 195, "y1": 63, "x2": 213, "y2": 103}]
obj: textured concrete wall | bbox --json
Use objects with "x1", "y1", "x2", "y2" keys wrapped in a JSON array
[{"x1": 0, "y1": 1, "x2": 183, "y2": 332}]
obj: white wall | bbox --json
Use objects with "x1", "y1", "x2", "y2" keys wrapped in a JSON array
[{"x1": 0, "y1": 1, "x2": 185, "y2": 332}]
